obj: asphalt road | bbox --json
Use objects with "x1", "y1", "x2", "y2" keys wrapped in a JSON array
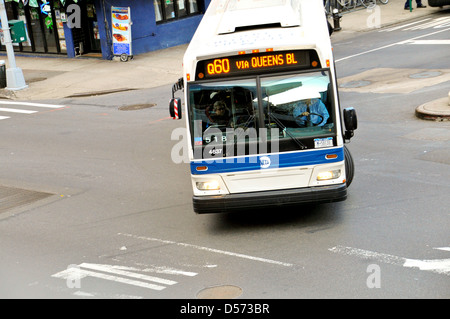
[{"x1": 0, "y1": 13, "x2": 449, "y2": 300}]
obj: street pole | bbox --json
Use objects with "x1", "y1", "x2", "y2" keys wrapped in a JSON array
[{"x1": 0, "y1": 0, "x2": 27, "y2": 90}]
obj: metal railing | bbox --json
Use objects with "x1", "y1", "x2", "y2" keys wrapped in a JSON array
[{"x1": 325, "y1": 0, "x2": 389, "y2": 31}]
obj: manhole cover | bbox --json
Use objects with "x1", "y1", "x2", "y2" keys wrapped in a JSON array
[
  {"x1": 0, "y1": 186, "x2": 53, "y2": 214},
  {"x1": 339, "y1": 80, "x2": 371, "y2": 88},
  {"x1": 196, "y1": 285, "x2": 243, "y2": 299},
  {"x1": 119, "y1": 103, "x2": 156, "y2": 111},
  {"x1": 409, "y1": 71, "x2": 442, "y2": 79}
]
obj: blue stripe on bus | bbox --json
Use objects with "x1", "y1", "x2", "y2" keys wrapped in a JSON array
[{"x1": 191, "y1": 147, "x2": 344, "y2": 175}]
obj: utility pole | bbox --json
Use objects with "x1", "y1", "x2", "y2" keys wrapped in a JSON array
[{"x1": 0, "y1": 0, "x2": 27, "y2": 90}]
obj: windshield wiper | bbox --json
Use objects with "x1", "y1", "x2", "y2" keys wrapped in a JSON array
[{"x1": 267, "y1": 112, "x2": 307, "y2": 150}]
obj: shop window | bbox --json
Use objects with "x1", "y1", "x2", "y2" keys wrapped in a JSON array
[{"x1": 154, "y1": 0, "x2": 200, "y2": 23}]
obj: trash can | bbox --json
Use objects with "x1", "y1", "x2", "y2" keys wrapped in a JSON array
[{"x1": 0, "y1": 60, "x2": 6, "y2": 89}]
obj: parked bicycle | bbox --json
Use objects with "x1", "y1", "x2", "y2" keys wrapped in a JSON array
[{"x1": 325, "y1": 0, "x2": 388, "y2": 13}]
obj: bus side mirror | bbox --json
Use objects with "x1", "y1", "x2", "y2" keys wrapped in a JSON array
[
  {"x1": 169, "y1": 98, "x2": 182, "y2": 120},
  {"x1": 343, "y1": 107, "x2": 357, "y2": 140}
]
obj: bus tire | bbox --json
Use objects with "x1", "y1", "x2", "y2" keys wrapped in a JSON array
[{"x1": 344, "y1": 145, "x2": 354, "y2": 187}]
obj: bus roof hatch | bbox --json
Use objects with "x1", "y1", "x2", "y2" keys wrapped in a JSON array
[{"x1": 218, "y1": 0, "x2": 301, "y2": 34}]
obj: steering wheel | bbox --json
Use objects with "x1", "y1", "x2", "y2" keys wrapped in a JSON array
[{"x1": 295, "y1": 113, "x2": 324, "y2": 127}]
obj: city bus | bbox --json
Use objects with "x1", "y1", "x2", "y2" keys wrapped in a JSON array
[{"x1": 170, "y1": 0, "x2": 357, "y2": 214}]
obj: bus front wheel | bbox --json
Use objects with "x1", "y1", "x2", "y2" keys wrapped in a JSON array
[{"x1": 344, "y1": 145, "x2": 354, "y2": 187}]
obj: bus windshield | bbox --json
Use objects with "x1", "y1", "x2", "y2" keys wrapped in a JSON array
[{"x1": 188, "y1": 70, "x2": 336, "y2": 159}]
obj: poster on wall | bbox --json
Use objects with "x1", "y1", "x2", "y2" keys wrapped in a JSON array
[{"x1": 111, "y1": 6, "x2": 132, "y2": 61}]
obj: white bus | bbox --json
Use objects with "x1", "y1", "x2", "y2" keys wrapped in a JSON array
[{"x1": 170, "y1": 0, "x2": 357, "y2": 214}]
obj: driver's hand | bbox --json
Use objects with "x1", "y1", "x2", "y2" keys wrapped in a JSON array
[{"x1": 302, "y1": 112, "x2": 310, "y2": 116}]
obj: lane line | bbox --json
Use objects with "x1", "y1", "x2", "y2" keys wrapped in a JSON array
[
  {"x1": 119, "y1": 233, "x2": 294, "y2": 267},
  {"x1": 329, "y1": 246, "x2": 405, "y2": 266},
  {"x1": 0, "y1": 100, "x2": 65, "y2": 108},
  {"x1": 0, "y1": 107, "x2": 37, "y2": 114},
  {"x1": 0, "y1": 116, "x2": 10, "y2": 120},
  {"x1": 336, "y1": 27, "x2": 450, "y2": 62},
  {"x1": 406, "y1": 40, "x2": 450, "y2": 45},
  {"x1": 330, "y1": 245, "x2": 450, "y2": 276}
]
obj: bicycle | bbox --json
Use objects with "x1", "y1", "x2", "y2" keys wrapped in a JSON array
[
  {"x1": 360, "y1": 0, "x2": 389, "y2": 8},
  {"x1": 360, "y1": 0, "x2": 376, "y2": 8}
]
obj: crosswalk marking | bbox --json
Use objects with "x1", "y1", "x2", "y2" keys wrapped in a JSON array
[
  {"x1": 57, "y1": 268, "x2": 167, "y2": 291},
  {"x1": 0, "y1": 100, "x2": 65, "y2": 108},
  {"x1": 0, "y1": 107, "x2": 37, "y2": 114},
  {"x1": 403, "y1": 17, "x2": 450, "y2": 31},
  {"x1": 0, "y1": 100, "x2": 66, "y2": 122},
  {"x1": 52, "y1": 262, "x2": 198, "y2": 294},
  {"x1": 79, "y1": 263, "x2": 178, "y2": 286},
  {"x1": 380, "y1": 18, "x2": 431, "y2": 32},
  {"x1": 380, "y1": 17, "x2": 450, "y2": 32}
]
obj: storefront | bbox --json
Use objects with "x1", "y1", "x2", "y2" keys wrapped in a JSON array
[{"x1": 1, "y1": 0, "x2": 212, "y2": 60}]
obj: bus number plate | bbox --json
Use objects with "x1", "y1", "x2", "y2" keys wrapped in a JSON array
[{"x1": 314, "y1": 137, "x2": 333, "y2": 148}]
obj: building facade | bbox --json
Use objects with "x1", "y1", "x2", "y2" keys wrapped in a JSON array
[{"x1": 1, "y1": 0, "x2": 212, "y2": 59}]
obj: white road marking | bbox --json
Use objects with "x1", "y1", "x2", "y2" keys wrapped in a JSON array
[
  {"x1": 0, "y1": 100, "x2": 65, "y2": 108},
  {"x1": 336, "y1": 27, "x2": 450, "y2": 62},
  {"x1": 79, "y1": 263, "x2": 178, "y2": 286},
  {"x1": 379, "y1": 17, "x2": 450, "y2": 32},
  {"x1": 405, "y1": 40, "x2": 450, "y2": 45},
  {"x1": 379, "y1": 19, "x2": 431, "y2": 32},
  {"x1": 329, "y1": 245, "x2": 450, "y2": 276},
  {"x1": 52, "y1": 262, "x2": 198, "y2": 293},
  {"x1": 119, "y1": 232, "x2": 294, "y2": 267},
  {"x1": 53, "y1": 267, "x2": 167, "y2": 291},
  {"x1": 0, "y1": 116, "x2": 10, "y2": 120},
  {"x1": 0, "y1": 107, "x2": 37, "y2": 114},
  {"x1": 435, "y1": 247, "x2": 450, "y2": 252},
  {"x1": 404, "y1": 17, "x2": 450, "y2": 31}
]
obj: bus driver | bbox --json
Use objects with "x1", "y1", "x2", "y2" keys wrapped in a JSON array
[
  {"x1": 206, "y1": 100, "x2": 230, "y2": 126},
  {"x1": 293, "y1": 96, "x2": 329, "y2": 127}
]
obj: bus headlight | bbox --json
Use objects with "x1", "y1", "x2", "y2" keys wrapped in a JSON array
[
  {"x1": 196, "y1": 180, "x2": 221, "y2": 191},
  {"x1": 317, "y1": 169, "x2": 341, "y2": 181}
]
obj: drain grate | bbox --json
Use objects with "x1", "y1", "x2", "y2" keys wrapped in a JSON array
[
  {"x1": 118, "y1": 103, "x2": 156, "y2": 111},
  {"x1": 0, "y1": 186, "x2": 53, "y2": 214}
]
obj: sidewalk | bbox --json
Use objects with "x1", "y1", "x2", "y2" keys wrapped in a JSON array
[{"x1": 0, "y1": 0, "x2": 448, "y2": 120}]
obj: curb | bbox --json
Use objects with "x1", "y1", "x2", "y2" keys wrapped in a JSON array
[{"x1": 415, "y1": 97, "x2": 450, "y2": 121}]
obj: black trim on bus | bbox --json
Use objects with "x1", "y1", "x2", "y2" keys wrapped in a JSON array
[{"x1": 192, "y1": 183, "x2": 347, "y2": 214}]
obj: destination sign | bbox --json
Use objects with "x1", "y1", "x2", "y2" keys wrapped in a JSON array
[{"x1": 196, "y1": 50, "x2": 320, "y2": 80}]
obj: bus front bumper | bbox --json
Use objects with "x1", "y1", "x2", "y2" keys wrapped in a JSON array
[{"x1": 193, "y1": 183, "x2": 347, "y2": 214}]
